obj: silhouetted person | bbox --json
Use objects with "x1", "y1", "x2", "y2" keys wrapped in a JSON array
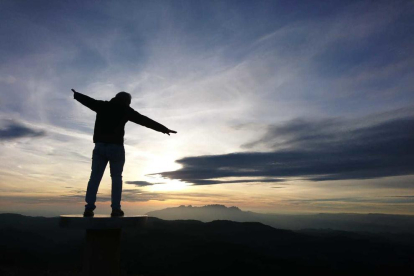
[{"x1": 72, "y1": 89, "x2": 176, "y2": 217}]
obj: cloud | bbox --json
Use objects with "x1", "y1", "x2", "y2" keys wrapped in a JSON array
[
  {"x1": 0, "y1": 0, "x2": 413, "y2": 216},
  {"x1": 125, "y1": 180, "x2": 158, "y2": 187},
  {"x1": 167, "y1": 178, "x2": 284, "y2": 185},
  {"x1": 57, "y1": 187, "x2": 232, "y2": 203},
  {"x1": 0, "y1": 120, "x2": 45, "y2": 140},
  {"x1": 126, "y1": 178, "x2": 285, "y2": 187},
  {"x1": 153, "y1": 110, "x2": 414, "y2": 185},
  {"x1": 286, "y1": 197, "x2": 414, "y2": 204},
  {"x1": 0, "y1": 75, "x2": 16, "y2": 84},
  {"x1": 61, "y1": 194, "x2": 111, "y2": 202}
]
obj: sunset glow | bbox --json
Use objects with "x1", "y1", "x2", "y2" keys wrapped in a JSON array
[{"x1": 0, "y1": 0, "x2": 413, "y2": 216}]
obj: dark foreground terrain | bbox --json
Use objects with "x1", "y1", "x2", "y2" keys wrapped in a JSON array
[{"x1": 0, "y1": 213, "x2": 413, "y2": 275}]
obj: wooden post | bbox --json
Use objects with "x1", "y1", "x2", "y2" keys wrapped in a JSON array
[{"x1": 59, "y1": 215, "x2": 147, "y2": 276}]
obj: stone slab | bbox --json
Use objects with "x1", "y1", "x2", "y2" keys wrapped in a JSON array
[{"x1": 59, "y1": 215, "x2": 147, "y2": 229}]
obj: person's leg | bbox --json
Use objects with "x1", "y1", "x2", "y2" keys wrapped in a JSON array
[
  {"x1": 85, "y1": 143, "x2": 108, "y2": 210},
  {"x1": 108, "y1": 144, "x2": 125, "y2": 210}
]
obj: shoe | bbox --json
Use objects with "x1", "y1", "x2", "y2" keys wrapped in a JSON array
[
  {"x1": 111, "y1": 209, "x2": 124, "y2": 217},
  {"x1": 83, "y1": 209, "x2": 94, "y2": 217}
]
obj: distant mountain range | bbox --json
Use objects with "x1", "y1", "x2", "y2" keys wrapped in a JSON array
[
  {"x1": 1, "y1": 213, "x2": 413, "y2": 275},
  {"x1": 147, "y1": 204, "x2": 414, "y2": 233}
]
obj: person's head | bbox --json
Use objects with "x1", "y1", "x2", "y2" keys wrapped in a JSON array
[{"x1": 114, "y1": 91, "x2": 132, "y2": 106}]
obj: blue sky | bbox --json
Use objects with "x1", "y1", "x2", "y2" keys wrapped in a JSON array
[{"x1": 0, "y1": 0, "x2": 413, "y2": 216}]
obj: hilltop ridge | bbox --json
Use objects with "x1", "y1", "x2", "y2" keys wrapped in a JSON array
[{"x1": 146, "y1": 204, "x2": 414, "y2": 233}]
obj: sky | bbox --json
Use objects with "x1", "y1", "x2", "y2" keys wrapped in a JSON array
[{"x1": 0, "y1": 0, "x2": 413, "y2": 216}]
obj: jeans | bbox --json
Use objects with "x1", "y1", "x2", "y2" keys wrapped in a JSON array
[{"x1": 85, "y1": 143, "x2": 125, "y2": 210}]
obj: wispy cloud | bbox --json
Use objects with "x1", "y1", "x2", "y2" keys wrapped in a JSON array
[{"x1": 1, "y1": 0, "x2": 414, "y2": 214}]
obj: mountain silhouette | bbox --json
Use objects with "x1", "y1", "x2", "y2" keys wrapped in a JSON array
[
  {"x1": 1, "y1": 213, "x2": 414, "y2": 275},
  {"x1": 147, "y1": 204, "x2": 255, "y2": 221},
  {"x1": 146, "y1": 204, "x2": 414, "y2": 233}
]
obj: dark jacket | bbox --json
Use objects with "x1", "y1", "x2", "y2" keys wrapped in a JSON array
[{"x1": 74, "y1": 91, "x2": 169, "y2": 145}]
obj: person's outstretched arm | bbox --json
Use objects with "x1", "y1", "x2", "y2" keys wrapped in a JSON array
[
  {"x1": 72, "y1": 89, "x2": 102, "y2": 112},
  {"x1": 129, "y1": 109, "x2": 177, "y2": 136}
]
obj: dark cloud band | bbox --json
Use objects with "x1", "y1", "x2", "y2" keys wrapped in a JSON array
[
  {"x1": 0, "y1": 120, "x2": 45, "y2": 140},
  {"x1": 151, "y1": 114, "x2": 414, "y2": 185},
  {"x1": 125, "y1": 180, "x2": 157, "y2": 187}
]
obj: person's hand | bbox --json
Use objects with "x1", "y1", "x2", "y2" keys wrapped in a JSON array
[{"x1": 163, "y1": 129, "x2": 177, "y2": 136}]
